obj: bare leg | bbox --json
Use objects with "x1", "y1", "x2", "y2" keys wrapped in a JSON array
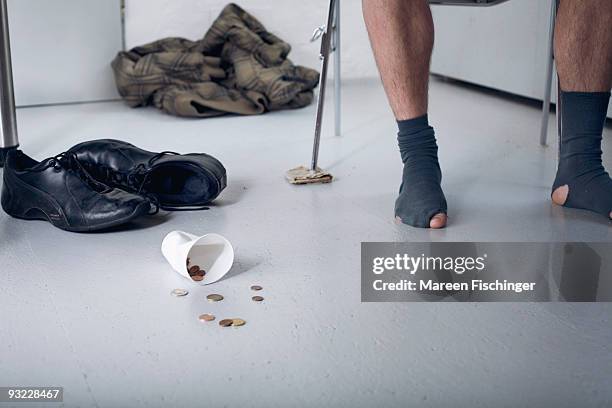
[
  {"x1": 555, "y1": 0, "x2": 612, "y2": 92},
  {"x1": 363, "y1": 0, "x2": 447, "y2": 228},
  {"x1": 363, "y1": 0, "x2": 432, "y2": 120},
  {"x1": 552, "y1": 0, "x2": 612, "y2": 219}
]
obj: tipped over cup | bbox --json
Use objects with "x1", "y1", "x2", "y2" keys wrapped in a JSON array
[{"x1": 161, "y1": 231, "x2": 234, "y2": 285}]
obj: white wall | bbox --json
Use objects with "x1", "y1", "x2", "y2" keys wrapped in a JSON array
[
  {"x1": 124, "y1": 0, "x2": 379, "y2": 81},
  {"x1": 11, "y1": 0, "x2": 611, "y2": 118},
  {"x1": 430, "y1": 0, "x2": 612, "y2": 118},
  {"x1": 8, "y1": 0, "x2": 122, "y2": 106},
  {"x1": 431, "y1": 0, "x2": 552, "y2": 101}
]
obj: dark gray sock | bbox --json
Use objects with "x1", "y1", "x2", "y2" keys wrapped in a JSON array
[
  {"x1": 395, "y1": 115, "x2": 447, "y2": 227},
  {"x1": 552, "y1": 91, "x2": 612, "y2": 219}
]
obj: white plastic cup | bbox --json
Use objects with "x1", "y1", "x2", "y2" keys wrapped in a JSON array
[{"x1": 161, "y1": 231, "x2": 234, "y2": 285}]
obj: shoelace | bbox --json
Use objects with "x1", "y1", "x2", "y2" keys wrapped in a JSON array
[
  {"x1": 36, "y1": 152, "x2": 160, "y2": 215},
  {"x1": 93, "y1": 151, "x2": 177, "y2": 193},
  {"x1": 36, "y1": 152, "x2": 113, "y2": 194},
  {"x1": 85, "y1": 151, "x2": 209, "y2": 212}
]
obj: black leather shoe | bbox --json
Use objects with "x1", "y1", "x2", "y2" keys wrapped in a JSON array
[
  {"x1": 1, "y1": 150, "x2": 151, "y2": 232},
  {"x1": 69, "y1": 139, "x2": 227, "y2": 210}
]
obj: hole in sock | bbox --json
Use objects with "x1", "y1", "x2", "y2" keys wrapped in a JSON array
[
  {"x1": 395, "y1": 115, "x2": 448, "y2": 228},
  {"x1": 552, "y1": 185, "x2": 569, "y2": 206},
  {"x1": 552, "y1": 91, "x2": 612, "y2": 220}
]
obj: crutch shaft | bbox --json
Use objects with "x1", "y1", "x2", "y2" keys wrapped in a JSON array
[{"x1": 310, "y1": 0, "x2": 336, "y2": 171}]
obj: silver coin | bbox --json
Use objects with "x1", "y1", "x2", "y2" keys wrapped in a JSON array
[
  {"x1": 207, "y1": 294, "x2": 224, "y2": 302},
  {"x1": 231, "y1": 318, "x2": 246, "y2": 327},
  {"x1": 171, "y1": 288, "x2": 189, "y2": 297}
]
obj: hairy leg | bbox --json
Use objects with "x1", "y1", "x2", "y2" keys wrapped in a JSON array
[
  {"x1": 555, "y1": 0, "x2": 612, "y2": 92},
  {"x1": 363, "y1": 0, "x2": 433, "y2": 120},
  {"x1": 363, "y1": 0, "x2": 447, "y2": 228},
  {"x1": 552, "y1": 0, "x2": 612, "y2": 219}
]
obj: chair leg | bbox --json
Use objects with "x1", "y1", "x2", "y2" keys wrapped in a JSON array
[
  {"x1": 0, "y1": 0, "x2": 19, "y2": 167},
  {"x1": 554, "y1": 0, "x2": 562, "y2": 160},
  {"x1": 556, "y1": 75, "x2": 562, "y2": 160},
  {"x1": 333, "y1": 0, "x2": 341, "y2": 137},
  {"x1": 539, "y1": 0, "x2": 557, "y2": 146}
]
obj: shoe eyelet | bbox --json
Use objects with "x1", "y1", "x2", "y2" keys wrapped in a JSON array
[{"x1": 48, "y1": 160, "x2": 62, "y2": 172}]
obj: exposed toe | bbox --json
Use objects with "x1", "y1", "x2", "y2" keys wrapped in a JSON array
[
  {"x1": 429, "y1": 213, "x2": 447, "y2": 229},
  {"x1": 552, "y1": 185, "x2": 569, "y2": 206}
]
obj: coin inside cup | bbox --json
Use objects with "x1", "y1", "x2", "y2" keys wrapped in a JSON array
[{"x1": 184, "y1": 234, "x2": 233, "y2": 285}]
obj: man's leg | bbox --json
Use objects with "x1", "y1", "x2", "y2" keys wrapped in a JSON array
[
  {"x1": 552, "y1": 0, "x2": 612, "y2": 219},
  {"x1": 363, "y1": 0, "x2": 447, "y2": 229}
]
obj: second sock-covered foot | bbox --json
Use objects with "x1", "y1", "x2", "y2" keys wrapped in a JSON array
[
  {"x1": 552, "y1": 91, "x2": 612, "y2": 219},
  {"x1": 395, "y1": 115, "x2": 447, "y2": 228}
]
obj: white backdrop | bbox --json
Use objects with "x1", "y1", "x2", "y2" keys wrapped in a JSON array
[
  {"x1": 8, "y1": 0, "x2": 122, "y2": 106},
  {"x1": 10, "y1": 0, "x2": 612, "y2": 118}
]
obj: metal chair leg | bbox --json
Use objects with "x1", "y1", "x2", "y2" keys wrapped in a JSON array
[
  {"x1": 539, "y1": 0, "x2": 557, "y2": 146},
  {"x1": 0, "y1": 0, "x2": 18, "y2": 167},
  {"x1": 333, "y1": 0, "x2": 341, "y2": 137},
  {"x1": 556, "y1": 75, "x2": 562, "y2": 160},
  {"x1": 554, "y1": 0, "x2": 562, "y2": 160}
]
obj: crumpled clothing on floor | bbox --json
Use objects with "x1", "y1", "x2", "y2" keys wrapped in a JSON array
[{"x1": 112, "y1": 3, "x2": 320, "y2": 118}]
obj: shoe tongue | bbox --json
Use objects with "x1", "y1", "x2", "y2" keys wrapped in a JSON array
[{"x1": 148, "y1": 151, "x2": 176, "y2": 166}]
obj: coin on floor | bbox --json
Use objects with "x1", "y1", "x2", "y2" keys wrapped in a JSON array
[
  {"x1": 199, "y1": 314, "x2": 215, "y2": 322},
  {"x1": 171, "y1": 288, "x2": 189, "y2": 297},
  {"x1": 219, "y1": 319, "x2": 233, "y2": 327},
  {"x1": 207, "y1": 294, "x2": 224, "y2": 302}
]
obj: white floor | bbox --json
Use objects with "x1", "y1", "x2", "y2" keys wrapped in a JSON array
[{"x1": 1, "y1": 78, "x2": 611, "y2": 407}]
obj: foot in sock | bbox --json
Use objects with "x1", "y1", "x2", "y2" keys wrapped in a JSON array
[
  {"x1": 395, "y1": 115, "x2": 448, "y2": 228},
  {"x1": 551, "y1": 91, "x2": 612, "y2": 220}
]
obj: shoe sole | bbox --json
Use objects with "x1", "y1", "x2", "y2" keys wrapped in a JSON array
[{"x1": 2, "y1": 172, "x2": 150, "y2": 233}]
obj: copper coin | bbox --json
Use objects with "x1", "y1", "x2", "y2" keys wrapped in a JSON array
[
  {"x1": 192, "y1": 275, "x2": 204, "y2": 282},
  {"x1": 198, "y1": 314, "x2": 215, "y2": 322},
  {"x1": 250, "y1": 285, "x2": 263, "y2": 291},
  {"x1": 171, "y1": 288, "x2": 189, "y2": 297},
  {"x1": 219, "y1": 319, "x2": 233, "y2": 327},
  {"x1": 252, "y1": 296, "x2": 264, "y2": 302},
  {"x1": 188, "y1": 265, "x2": 201, "y2": 275},
  {"x1": 207, "y1": 294, "x2": 224, "y2": 302},
  {"x1": 231, "y1": 318, "x2": 246, "y2": 327}
]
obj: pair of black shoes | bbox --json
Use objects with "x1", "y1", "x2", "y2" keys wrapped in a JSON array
[{"x1": 1, "y1": 139, "x2": 226, "y2": 232}]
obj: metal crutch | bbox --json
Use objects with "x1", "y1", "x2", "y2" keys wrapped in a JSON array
[
  {"x1": 310, "y1": 0, "x2": 338, "y2": 172},
  {"x1": 0, "y1": 0, "x2": 18, "y2": 167},
  {"x1": 285, "y1": 0, "x2": 338, "y2": 184},
  {"x1": 332, "y1": 0, "x2": 341, "y2": 137}
]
